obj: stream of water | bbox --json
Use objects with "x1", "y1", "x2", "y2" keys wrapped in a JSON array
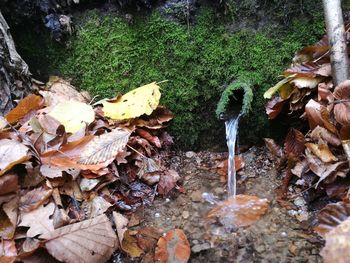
[{"x1": 225, "y1": 114, "x2": 242, "y2": 197}]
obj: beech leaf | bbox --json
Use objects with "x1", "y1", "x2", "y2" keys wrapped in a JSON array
[
  {"x1": 5, "y1": 94, "x2": 42, "y2": 124},
  {"x1": 79, "y1": 129, "x2": 130, "y2": 165},
  {"x1": 40, "y1": 214, "x2": 117, "y2": 263},
  {"x1": 305, "y1": 143, "x2": 338, "y2": 163},
  {"x1": 284, "y1": 128, "x2": 305, "y2": 159},
  {"x1": 98, "y1": 82, "x2": 161, "y2": 120},
  {"x1": 19, "y1": 187, "x2": 53, "y2": 212}
]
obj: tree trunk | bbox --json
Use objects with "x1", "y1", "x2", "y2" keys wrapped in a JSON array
[
  {"x1": 323, "y1": 0, "x2": 349, "y2": 86},
  {"x1": 0, "y1": 12, "x2": 34, "y2": 115}
]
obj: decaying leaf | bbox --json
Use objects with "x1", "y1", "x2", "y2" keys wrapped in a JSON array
[
  {"x1": 315, "y1": 202, "x2": 350, "y2": 237},
  {"x1": 263, "y1": 75, "x2": 296, "y2": 99},
  {"x1": 157, "y1": 170, "x2": 180, "y2": 195},
  {"x1": 98, "y1": 82, "x2": 161, "y2": 120},
  {"x1": 122, "y1": 230, "x2": 144, "y2": 258},
  {"x1": 155, "y1": 229, "x2": 190, "y2": 263},
  {"x1": 265, "y1": 97, "x2": 286, "y2": 120},
  {"x1": 284, "y1": 128, "x2": 305, "y2": 160},
  {"x1": 0, "y1": 197, "x2": 18, "y2": 239},
  {"x1": 113, "y1": 211, "x2": 128, "y2": 248},
  {"x1": 19, "y1": 202, "x2": 55, "y2": 238},
  {"x1": 305, "y1": 143, "x2": 338, "y2": 163},
  {"x1": 5, "y1": 94, "x2": 42, "y2": 124},
  {"x1": 0, "y1": 173, "x2": 18, "y2": 195},
  {"x1": 19, "y1": 187, "x2": 53, "y2": 212},
  {"x1": 0, "y1": 139, "x2": 31, "y2": 176},
  {"x1": 81, "y1": 196, "x2": 112, "y2": 219},
  {"x1": 0, "y1": 240, "x2": 17, "y2": 263},
  {"x1": 79, "y1": 129, "x2": 130, "y2": 165},
  {"x1": 40, "y1": 214, "x2": 117, "y2": 263},
  {"x1": 48, "y1": 101, "x2": 95, "y2": 133},
  {"x1": 310, "y1": 126, "x2": 341, "y2": 146},
  {"x1": 207, "y1": 195, "x2": 269, "y2": 228}
]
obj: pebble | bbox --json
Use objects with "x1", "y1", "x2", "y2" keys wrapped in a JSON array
[
  {"x1": 154, "y1": 213, "x2": 160, "y2": 218},
  {"x1": 294, "y1": 196, "x2": 306, "y2": 207},
  {"x1": 182, "y1": 211, "x2": 190, "y2": 219},
  {"x1": 185, "y1": 151, "x2": 196, "y2": 158},
  {"x1": 191, "y1": 243, "x2": 211, "y2": 253},
  {"x1": 255, "y1": 245, "x2": 266, "y2": 253},
  {"x1": 190, "y1": 190, "x2": 202, "y2": 202},
  {"x1": 214, "y1": 187, "x2": 225, "y2": 195}
]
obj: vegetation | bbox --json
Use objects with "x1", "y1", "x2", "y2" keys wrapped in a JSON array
[{"x1": 13, "y1": 6, "x2": 324, "y2": 149}]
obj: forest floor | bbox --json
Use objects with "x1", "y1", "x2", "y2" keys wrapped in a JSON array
[{"x1": 120, "y1": 146, "x2": 325, "y2": 262}]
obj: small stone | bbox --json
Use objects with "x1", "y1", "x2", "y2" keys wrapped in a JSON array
[
  {"x1": 191, "y1": 243, "x2": 211, "y2": 253},
  {"x1": 255, "y1": 245, "x2": 266, "y2": 253},
  {"x1": 190, "y1": 190, "x2": 202, "y2": 202},
  {"x1": 294, "y1": 197, "x2": 306, "y2": 207},
  {"x1": 182, "y1": 211, "x2": 190, "y2": 219},
  {"x1": 192, "y1": 240, "x2": 199, "y2": 245},
  {"x1": 185, "y1": 151, "x2": 196, "y2": 158},
  {"x1": 214, "y1": 187, "x2": 225, "y2": 195},
  {"x1": 171, "y1": 216, "x2": 177, "y2": 221},
  {"x1": 154, "y1": 213, "x2": 160, "y2": 218}
]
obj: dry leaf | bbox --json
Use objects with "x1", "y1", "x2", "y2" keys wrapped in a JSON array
[
  {"x1": 157, "y1": 170, "x2": 180, "y2": 195},
  {"x1": 113, "y1": 211, "x2": 128, "y2": 247},
  {"x1": 0, "y1": 173, "x2": 18, "y2": 195},
  {"x1": 0, "y1": 240, "x2": 17, "y2": 263},
  {"x1": 122, "y1": 230, "x2": 144, "y2": 258},
  {"x1": 310, "y1": 126, "x2": 341, "y2": 146},
  {"x1": 284, "y1": 128, "x2": 305, "y2": 160},
  {"x1": 0, "y1": 139, "x2": 31, "y2": 176},
  {"x1": 265, "y1": 97, "x2": 286, "y2": 119},
  {"x1": 264, "y1": 138, "x2": 283, "y2": 159},
  {"x1": 5, "y1": 94, "x2": 42, "y2": 124},
  {"x1": 305, "y1": 99, "x2": 324, "y2": 130},
  {"x1": 98, "y1": 82, "x2": 161, "y2": 120},
  {"x1": 19, "y1": 202, "x2": 55, "y2": 237},
  {"x1": 207, "y1": 195, "x2": 269, "y2": 228},
  {"x1": 79, "y1": 129, "x2": 130, "y2": 165},
  {"x1": 19, "y1": 187, "x2": 53, "y2": 212},
  {"x1": 48, "y1": 101, "x2": 95, "y2": 133},
  {"x1": 154, "y1": 229, "x2": 190, "y2": 263},
  {"x1": 40, "y1": 214, "x2": 117, "y2": 263},
  {"x1": 305, "y1": 143, "x2": 338, "y2": 163},
  {"x1": 81, "y1": 196, "x2": 112, "y2": 218}
]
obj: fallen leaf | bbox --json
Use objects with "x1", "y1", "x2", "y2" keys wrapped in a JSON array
[
  {"x1": 79, "y1": 129, "x2": 130, "y2": 165},
  {"x1": 264, "y1": 138, "x2": 283, "y2": 159},
  {"x1": 305, "y1": 143, "x2": 338, "y2": 163},
  {"x1": 265, "y1": 97, "x2": 286, "y2": 119},
  {"x1": 315, "y1": 202, "x2": 350, "y2": 237},
  {"x1": 48, "y1": 101, "x2": 95, "y2": 133},
  {"x1": 113, "y1": 211, "x2": 128, "y2": 247},
  {"x1": 5, "y1": 94, "x2": 42, "y2": 124},
  {"x1": 334, "y1": 102, "x2": 350, "y2": 126},
  {"x1": 0, "y1": 139, "x2": 31, "y2": 176},
  {"x1": 284, "y1": 128, "x2": 305, "y2": 160},
  {"x1": 99, "y1": 82, "x2": 161, "y2": 120},
  {"x1": 263, "y1": 75, "x2": 296, "y2": 99},
  {"x1": 136, "y1": 129, "x2": 161, "y2": 148},
  {"x1": 40, "y1": 214, "x2": 117, "y2": 263},
  {"x1": 291, "y1": 159, "x2": 309, "y2": 177},
  {"x1": 305, "y1": 99, "x2": 324, "y2": 130},
  {"x1": 310, "y1": 126, "x2": 341, "y2": 146},
  {"x1": 154, "y1": 229, "x2": 190, "y2": 263},
  {"x1": 207, "y1": 195, "x2": 269, "y2": 228},
  {"x1": 19, "y1": 187, "x2": 53, "y2": 212},
  {"x1": 157, "y1": 170, "x2": 180, "y2": 195},
  {"x1": 0, "y1": 240, "x2": 17, "y2": 263},
  {"x1": 122, "y1": 230, "x2": 144, "y2": 258},
  {"x1": 19, "y1": 202, "x2": 55, "y2": 237},
  {"x1": 81, "y1": 196, "x2": 112, "y2": 218},
  {"x1": 0, "y1": 173, "x2": 18, "y2": 195}
]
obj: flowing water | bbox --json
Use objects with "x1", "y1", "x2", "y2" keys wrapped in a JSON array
[{"x1": 225, "y1": 114, "x2": 242, "y2": 197}]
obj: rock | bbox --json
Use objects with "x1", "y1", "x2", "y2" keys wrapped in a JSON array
[
  {"x1": 190, "y1": 190, "x2": 202, "y2": 202},
  {"x1": 191, "y1": 243, "x2": 211, "y2": 253},
  {"x1": 182, "y1": 211, "x2": 190, "y2": 219},
  {"x1": 255, "y1": 245, "x2": 266, "y2": 253},
  {"x1": 214, "y1": 187, "x2": 225, "y2": 195},
  {"x1": 185, "y1": 151, "x2": 196, "y2": 158},
  {"x1": 294, "y1": 196, "x2": 306, "y2": 207}
]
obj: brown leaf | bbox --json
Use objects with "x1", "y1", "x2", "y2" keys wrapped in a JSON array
[
  {"x1": 305, "y1": 143, "x2": 338, "y2": 163},
  {"x1": 315, "y1": 202, "x2": 350, "y2": 237},
  {"x1": 333, "y1": 80, "x2": 350, "y2": 100},
  {"x1": 0, "y1": 198, "x2": 18, "y2": 239},
  {"x1": 310, "y1": 126, "x2": 341, "y2": 146},
  {"x1": 154, "y1": 229, "x2": 190, "y2": 263},
  {"x1": 19, "y1": 202, "x2": 55, "y2": 238},
  {"x1": 157, "y1": 170, "x2": 180, "y2": 195},
  {"x1": 318, "y1": 82, "x2": 334, "y2": 103},
  {"x1": 217, "y1": 155, "x2": 245, "y2": 182},
  {"x1": 20, "y1": 247, "x2": 60, "y2": 263},
  {"x1": 19, "y1": 187, "x2": 53, "y2": 212},
  {"x1": 264, "y1": 138, "x2": 283, "y2": 159},
  {"x1": 136, "y1": 227, "x2": 161, "y2": 252},
  {"x1": 113, "y1": 211, "x2": 128, "y2": 248},
  {"x1": 305, "y1": 99, "x2": 324, "y2": 130},
  {"x1": 207, "y1": 195, "x2": 269, "y2": 228},
  {"x1": 321, "y1": 217, "x2": 350, "y2": 263},
  {"x1": 265, "y1": 97, "x2": 286, "y2": 120},
  {"x1": 5, "y1": 94, "x2": 43, "y2": 124},
  {"x1": 81, "y1": 196, "x2": 112, "y2": 219},
  {"x1": 291, "y1": 159, "x2": 309, "y2": 177},
  {"x1": 79, "y1": 129, "x2": 130, "y2": 165},
  {"x1": 136, "y1": 129, "x2": 161, "y2": 148},
  {"x1": 40, "y1": 214, "x2": 117, "y2": 263},
  {"x1": 0, "y1": 139, "x2": 31, "y2": 176},
  {"x1": 334, "y1": 102, "x2": 350, "y2": 126},
  {"x1": 0, "y1": 173, "x2": 18, "y2": 195},
  {"x1": 284, "y1": 128, "x2": 305, "y2": 160},
  {"x1": 122, "y1": 230, "x2": 144, "y2": 258},
  {"x1": 0, "y1": 240, "x2": 17, "y2": 263}
]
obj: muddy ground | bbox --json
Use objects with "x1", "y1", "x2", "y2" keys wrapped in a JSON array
[{"x1": 119, "y1": 146, "x2": 325, "y2": 262}]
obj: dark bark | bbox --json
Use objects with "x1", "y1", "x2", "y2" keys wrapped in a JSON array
[{"x1": 0, "y1": 12, "x2": 34, "y2": 115}]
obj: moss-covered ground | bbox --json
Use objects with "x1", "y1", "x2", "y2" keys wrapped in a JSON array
[{"x1": 13, "y1": 6, "x2": 324, "y2": 149}]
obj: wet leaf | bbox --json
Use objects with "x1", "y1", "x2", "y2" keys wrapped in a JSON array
[
  {"x1": 284, "y1": 128, "x2": 305, "y2": 160},
  {"x1": 99, "y1": 82, "x2": 161, "y2": 120},
  {"x1": 19, "y1": 202, "x2": 55, "y2": 238},
  {"x1": 19, "y1": 187, "x2": 53, "y2": 212},
  {"x1": 321, "y1": 217, "x2": 350, "y2": 263},
  {"x1": 265, "y1": 97, "x2": 286, "y2": 120},
  {"x1": 157, "y1": 170, "x2": 180, "y2": 195},
  {"x1": 264, "y1": 138, "x2": 283, "y2": 159},
  {"x1": 305, "y1": 143, "x2": 338, "y2": 163},
  {"x1": 315, "y1": 202, "x2": 350, "y2": 237},
  {"x1": 5, "y1": 94, "x2": 42, "y2": 124},
  {"x1": 154, "y1": 229, "x2": 190, "y2": 263},
  {"x1": 79, "y1": 129, "x2": 130, "y2": 165},
  {"x1": 0, "y1": 139, "x2": 31, "y2": 176},
  {"x1": 48, "y1": 101, "x2": 95, "y2": 133},
  {"x1": 40, "y1": 214, "x2": 117, "y2": 263},
  {"x1": 207, "y1": 195, "x2": 269, "y2": 228}
]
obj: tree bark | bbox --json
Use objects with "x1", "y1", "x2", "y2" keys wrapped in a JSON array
[
  {"x1": 323, "y1": 0, "x2": 349, "y2": 86},
  {"x1": 0, "y1": 11, "x2": 34, "y2": 115}
]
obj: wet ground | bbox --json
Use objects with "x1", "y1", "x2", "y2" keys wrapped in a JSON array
[{"x1": 142, "y1": 146, "x2": 324, "y2": 262}]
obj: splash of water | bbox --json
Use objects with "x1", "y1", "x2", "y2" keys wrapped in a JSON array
[{"x1": 225, "y1": 114, "x2": 242, "y2": 197}]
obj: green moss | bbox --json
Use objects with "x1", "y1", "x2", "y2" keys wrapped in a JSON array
[{"x1": 13, "y1": 7, "x2": 324, "y2": 149}]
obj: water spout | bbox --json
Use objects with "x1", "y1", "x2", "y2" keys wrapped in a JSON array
[{"x1": 225, "y1": 113, "x2": 242, "y2": 197}]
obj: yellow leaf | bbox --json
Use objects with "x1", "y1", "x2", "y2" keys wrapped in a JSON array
[
  {"x1": 48, "y1": 101, "x2": 95, "y2": 133},
  {"x1": 100, "y1": 82, "x2": 161, "y2": 120},
  {"x1": 263, "y1": 75, "x2": 296, "y2": 99}
]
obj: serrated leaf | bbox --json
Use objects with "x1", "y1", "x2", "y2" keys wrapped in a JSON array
[
  {"x1": 99, "y1": 82, "x2": 161, "y2": 120},
  {"x1": 40, "y1": 214, "x2": 117, "y2": 263},
  {"x1": 48, "y1": 101, "x2": 95, "y2": 133},
  {"x1": 79, "y1": 129, "x2": 130, "y2": 164}
]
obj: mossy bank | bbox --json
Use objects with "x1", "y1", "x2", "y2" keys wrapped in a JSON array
[{"x1": 11, "y1": 3, "x2": 326, "y2": 149}]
